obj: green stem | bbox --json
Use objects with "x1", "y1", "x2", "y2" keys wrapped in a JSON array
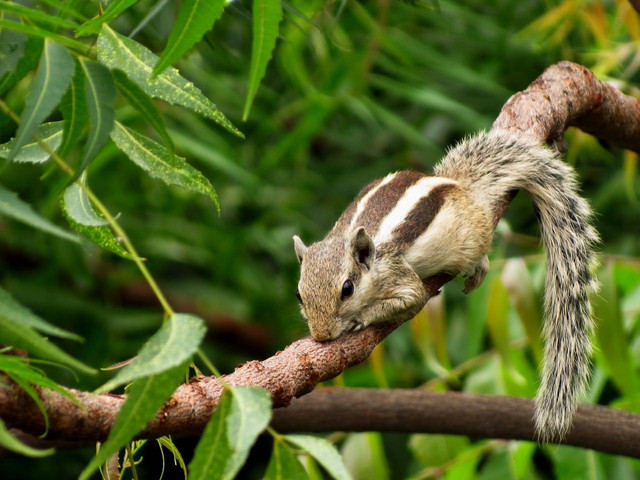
[
  {"x1": 197, "y1": 349, "x2": 222, "y2": 378},
  {"x1": 0, "y1": 99, "x2": 174, "y2": 317},
  {"x1": 125, "y1": 444, "x2": 140, "y2": 480}
]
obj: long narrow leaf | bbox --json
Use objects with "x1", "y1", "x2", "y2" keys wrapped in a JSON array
[
  {"x1": 0, "y1": 285, "x2": 82, "y2": 341},
  {"x1": 0, "y1": 418, "x2": 53, "y2": 457},
  {"x1": 112, "y1": 69, "x2": 173, "y2": 150},
  {"x1": 73, "y1": 59, "x2": 116, "y2": 181},
  {"x1": 286, "y1": 435, "x2": 352, "y2": 480},
  {"x1": 0, "y1": 19, "x2": 88, "y2": 52},
  {"x1": 189, "y1": 386, "x2": 272, "y2": 480},
  {"x1": 79, "y1": 361, "x2": 187, "y2": 480},
  {"x1": 97, "y1": 313, "x2": 206, "y2": 393},
  {"x1": 0, "y1": 183, "x2": 78, "y2": 243},
  {"x1": 0, "y1": 1, "x2": 78, "y2": 30},
  {"x1": 8, "y1": 39, "x2": 74, "y2": 160},
  {"x1": 0, "y1": 122, "x2": 63, "y2": 163},
  {"x1": 0, "y1": 314, "x2": 96, "y2": 374},
  {"x1": 97, "y1": 25, "x2": 242, "y2": 137},
  {"x1": 264, "y1": 440, "x2": 310, "y2": 480},
  {"x1": 59, "y1": 62, "x2": 88, "y2": 157},
  {"x1": 243, "y1": 0, "x2": 282, "y2": 120},
  {"x1": 152, "y1": 0, "x2": 226, "y2": 77},
  {"x1": 110, "y1": 122, "x2": 218, "y2": 209},
  {"x1": 76, "y1": 0, "x2": 138, "y2": 37},
  {"x1": 61, "y1": 182, "x2": 133, "y2": 258}
]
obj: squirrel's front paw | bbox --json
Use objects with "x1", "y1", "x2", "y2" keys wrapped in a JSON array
[{"x1": 463, "y1": 255, "x2": 489, "y2": 294}]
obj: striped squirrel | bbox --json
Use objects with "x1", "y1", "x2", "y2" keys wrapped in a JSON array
[{"x1": 293, "y1": 129, "x2": 598, "y2": 441}]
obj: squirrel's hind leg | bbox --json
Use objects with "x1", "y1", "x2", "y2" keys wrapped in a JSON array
[{"x1": 463, "y1": 255, "x2": 489, "y2": 294}]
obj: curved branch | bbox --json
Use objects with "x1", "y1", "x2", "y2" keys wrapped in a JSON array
[{"x1": 2, "y1": 61, "x2": 640, "y2": 454}]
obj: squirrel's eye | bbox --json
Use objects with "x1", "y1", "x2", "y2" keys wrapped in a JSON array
[
  {"x1": 296, "y1": 290, "x2": 303, "y2": 304},
  {"x1": 341, "y1": 280, "x2": 354, "y2": 300}
]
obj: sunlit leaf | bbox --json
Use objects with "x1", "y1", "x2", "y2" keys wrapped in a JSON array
[
  {"x1": 73, "y1": 59, "x2": 116, "y2": 181},
  {"x1": 189, "y1": 386, "x2": 272, "y2": 480},
  {"x1": 8, "y1": 39, "x2": 73, "y2": 160},
  {"x1": 0, "y1": 122, "x2": 63, "y2": 163},
  {"x1": 97, "y1": 313, "x2": 206, "y2": 393},
  {"x1": 0, "y1": 36, "x2": 43, "y2": 96},
  {"x1": 75, "y1": 0, "x2": 138, "y2": 37},
  {"x1": 243, "y1": 0, "x2": 282, "y2": 120},
  {"x1": 0, "y1": 183, "x2": 77, "y2": 243},
  {"x1": 265, "y1": 439, "x2": 309, "y2": 480},
  {"x1": 0, "y1": 285, "x2": 82, "y2": 341},
  {"x1": 59, "y1": 63, "x2": 88, "y2": 157},
  {"x1": 97, "y1": 25, "x2": 242, "y2": 137},
  {"x1": 0, "y1": 418, "x2": 53, "y2": 457},
  {"x1": 286, "y1": 435, "x2": 352, "y2": 480},
  {"x1": 110, "y1": 122, "x2": 219, "y2": 210},
  {"x1": 0, "y1": 314, "x2": 96, "y2": 374},
  {"x1": 152, "y1": 0, "x2": 226, "y2": 77},
  {"x1": 79, "y1": 361, "x2": 187, "y2": 480},
  {"x1": 409, "y1": 434, "x2": 469, "y2": 468},
  {"x1": 112, "y1": 69, "x2": 173, "y2": 151}
]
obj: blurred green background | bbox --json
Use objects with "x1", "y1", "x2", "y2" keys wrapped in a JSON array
[{"x1": 1, "y1": 0, "x2": 640, "y2": 478}]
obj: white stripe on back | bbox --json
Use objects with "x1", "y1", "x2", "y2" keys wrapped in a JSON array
[
  {"x1": 349, "y1": 172, "x2": 397, "y2": 230},
  {"x1": 374, "y1": 176, "x2": 456, "y2": 243}
]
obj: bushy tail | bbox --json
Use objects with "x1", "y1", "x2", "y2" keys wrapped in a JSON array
[{"x1": 436, "y1": 130, "x2": 599, "y2": 441}]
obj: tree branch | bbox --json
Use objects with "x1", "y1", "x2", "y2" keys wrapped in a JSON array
[{"x1": 2, "y1": 61, "x2": 640, "y2": 455}]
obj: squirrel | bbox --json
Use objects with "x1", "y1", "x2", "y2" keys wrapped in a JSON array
[{"x1": 293, "y1": 129, "x2": 599, "y2": 441}]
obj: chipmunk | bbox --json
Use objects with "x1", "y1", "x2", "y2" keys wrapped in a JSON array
[{"x1": 293, "y1": 129, "x2": 598, "y2": 441}]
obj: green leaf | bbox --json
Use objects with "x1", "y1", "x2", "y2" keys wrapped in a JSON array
[
  {"x1": 97, "y1": 25, "x2": 242, "y2": 137},
  {"x1": 0, "y1": 314, "x2": 96, "y2": 374},
  {"x1": 286, "y1": 435, "x2": 352, "y2": 480},
  {"x1": 0, "y1": 417, "x2": 53, "y2": 457},
  {"x1": 593, "y1": 263, "x2": 638, "y2": 398},
  {"x1": 409, "y1": 434, "x2": 469, "y2": 468},
  {"x1": 501, "y1": 258, "x2": 543, "y2": 363},
  {"x1": 0, "y1": 285, "x2": 82, "y2": 341},
  {"x1": 0, "y1": 36, "x2": 43, "y2": 96},
  {"x1": 0, "y1": 29, "x2": 26, "y2": 77},
  {"x1": 189, "y1": 386, "x2": 273, "y2": 480},
  {"x1": 110, "y1": 122, "x2": 219, "y2": 210},
  {"x1": 0, "y1": 19, "x2": 88, "y2": 53},
  {"x1": 112, "y1": 69, "x2": 173, "y2": 151},
  {"x1": 0, "y1": 121, "x2": 63, "y2": 163},
  {"x1": 75, "y1": 0, "x2": 138, "y2": 37},
  {"x1": 0, "y1": 1, "x2": 78, "y2": 30},
  {"x1": 63, "y1": 183, "x2": 107, "y2": 227},
  {"x1": 157, "y1": 436, "x2": 188, "y2": 480},
  {"x1": 0, "y1": 183, "x2": 78, "y2": 243},
  {"x1": 73, "y1": 59, "x2": 116, "y2": 181},
  {"x1": 188, "y1": 389, "x2": 234, "y2": 479},
  {"x1": 341, "y1": 433, "x2": 389, "y2": 480},
  {"x1": 243, "y1": 0, "x2": 282, "y2": 120},
  {"x1": 152, "y1": 0, "x2": 226, "y2": 77},
  {"x1": 79, "y1": 361, "x2": 187, "y2": 480},
  {"x1": 8, "y1": 39, "x2": 74, "y2": 160},
  {"x1": 61, "y1": 182, "x2": 133, "y2": 259},
  {"x1": 97, "y1": 313, "x2": 206, "y2": 393},
  {"x1": 59, "y1": 63, "x2": 88, "y2": 157},
  {"x1": 265, "y1": 440, "x2": 309, "y2": 480}
]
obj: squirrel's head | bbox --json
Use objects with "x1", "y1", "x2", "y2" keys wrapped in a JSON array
[{"x1": 293, "y1": 227, "x2": 376, "y2": 341}]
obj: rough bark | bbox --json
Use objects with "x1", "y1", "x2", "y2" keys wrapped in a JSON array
[{"x1": 2, "y1": 61, "x2": 640, "y2": 456}]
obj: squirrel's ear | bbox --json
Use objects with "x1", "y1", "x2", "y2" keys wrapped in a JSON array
[
  {"x1": 293, "y1": 235, "x2": 308, "y2": 263},
  {"x1": 350, "y1": 227, "x2": 375, "y2": 269}
]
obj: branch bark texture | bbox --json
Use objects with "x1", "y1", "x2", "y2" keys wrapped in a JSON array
[{"x1": 2, "y1": 61, "x2": 640, "y2": 456}]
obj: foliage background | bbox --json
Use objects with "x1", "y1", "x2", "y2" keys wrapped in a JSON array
[{"x1": 1, "y1": 0, "x2": 640, "y2": 478}]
